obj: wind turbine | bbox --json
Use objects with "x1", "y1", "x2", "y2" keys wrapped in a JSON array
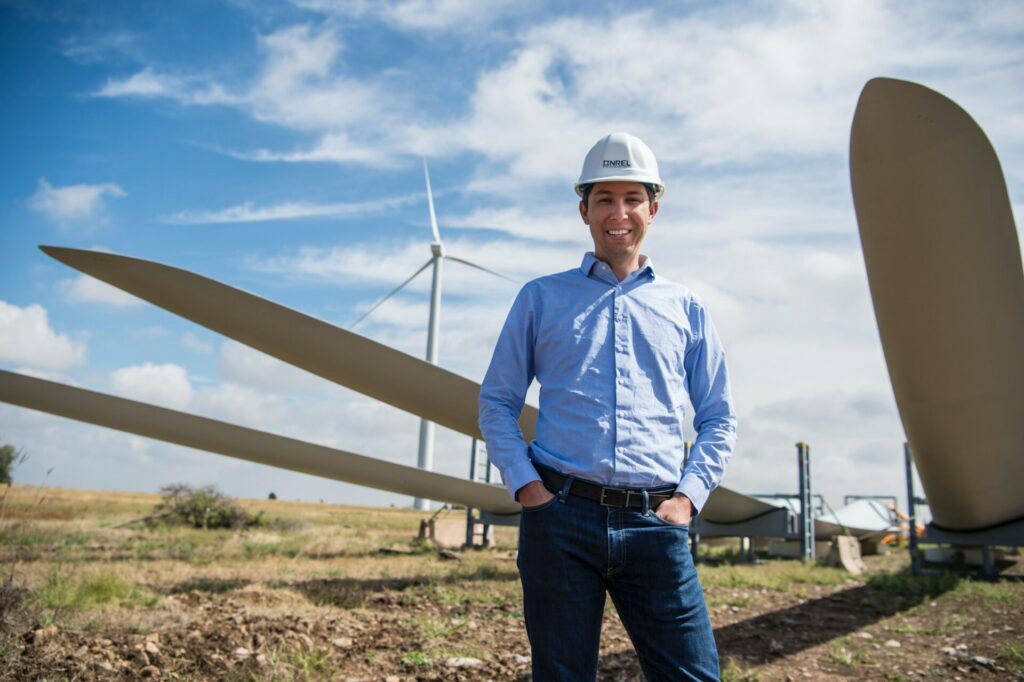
[{"x1": 351, "y1": 160, "x2": 514, "y2": 510}]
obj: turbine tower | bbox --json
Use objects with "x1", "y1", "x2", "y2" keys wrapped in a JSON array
[{"x1": 351, "y1": 160, "x2": 514, "y2": 510}]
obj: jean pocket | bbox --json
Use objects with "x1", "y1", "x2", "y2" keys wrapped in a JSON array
[
  {"x1": 521, "y1": 495, "x2": 559, "y2": 513},
  {"x1": 647, "y1": 511, "x2": 690, "y2": 529}
]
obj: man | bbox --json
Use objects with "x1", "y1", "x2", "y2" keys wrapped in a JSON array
[{"x1": 478, "y1": 132, "x2": 736, "y2": 681}]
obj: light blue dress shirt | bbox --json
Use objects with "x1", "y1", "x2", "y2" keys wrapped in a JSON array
[{"x1": 478, "y1": 252, "x2": 737, "y2": 513}]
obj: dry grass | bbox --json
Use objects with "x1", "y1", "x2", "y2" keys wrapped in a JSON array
[{"x1": 3, "y1": 486, "x2": 1022, "y2": 681}]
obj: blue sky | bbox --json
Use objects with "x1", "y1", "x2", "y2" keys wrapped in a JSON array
[{"x1": 1, "y1": 0, "x2": 1022, "y2": 512}]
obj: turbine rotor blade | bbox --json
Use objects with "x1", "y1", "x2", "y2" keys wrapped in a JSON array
[
  {"x1": 39, "y1": 246, "x2": 539, "y2": 442},
  {"x1": 350, "y1": 258, "x2": 433, "y2": 329},
  {"x1": 2, "y1": 369, "x2": 876, "y2": 532},
  {"x1": 850, "y1": 77, "x2": 1024, "y2": 530},
  {"x1": 0, "y1": 370, "x2": 521, "y2": 514},
  {"x1": 423, "y1": 158, "x2": 442, "y2": 244},
  {"x1": 446, "y1": 255, "x2": 518, "y2": 284}
]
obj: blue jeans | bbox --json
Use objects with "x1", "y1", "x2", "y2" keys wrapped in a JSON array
[{"x1": 517, "y1": 488, "x2": 719, "y2": 681}]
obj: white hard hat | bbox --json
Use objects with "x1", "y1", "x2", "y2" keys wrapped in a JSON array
[{"x1": 575, "y1": 132, "x2": 665, "y2": 199}]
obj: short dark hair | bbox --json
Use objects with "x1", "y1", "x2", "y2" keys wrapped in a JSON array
[{"x1": 580, "y1": 183, "x2": 656, "y2": 209}]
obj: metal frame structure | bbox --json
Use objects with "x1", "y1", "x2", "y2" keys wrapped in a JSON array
[
  {"x1": 681, "y1": 442, "x2": 819, "y2": 562},
  {"x1": 464, "y1": 439, "x2": 507, "y2": 547},
  {"x1": 904, "y1": 443, "x2": 1024, "y2": 578},
  {"x1": 844, "y1": 494, "x2": 898, "y2": 508}
]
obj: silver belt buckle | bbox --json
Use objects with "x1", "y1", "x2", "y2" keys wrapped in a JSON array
[{"x1": 600, "y1": 487, "x2": 627, "y2": 506}]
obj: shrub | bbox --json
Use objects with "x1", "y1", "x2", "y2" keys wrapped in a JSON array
[
  {"x1": 0, "y1": 443, "x2": 22, "y2": 486},
  {"x1": 153, "y1": 484, "x2": 264, "y2": 530}
]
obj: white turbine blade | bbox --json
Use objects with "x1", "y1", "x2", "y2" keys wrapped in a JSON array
[
  {"x1": 350, "y1": 258, "x2": 433, "y2": 329},
  {"x1": 851, "y1": 78, "x2": 1024, "y2": 531},
  {"x1": 40, "y1": 246, "x2": 539, "y2": 442},
  {"x1": 446, "y1": 255, "x2": 518, "y2": 284},
  {"x1": 32, "y1": 250, "x2": 805, "y2": 528},
  {"x1": 0, "y1": 369, "x2": 520, "y2": 515},
  {"x1": 0, "y1": 369, "x2": 787, "y2": 527},
  {"x1": 423, "y1": 158, "x2": 442, "y2": 243}
]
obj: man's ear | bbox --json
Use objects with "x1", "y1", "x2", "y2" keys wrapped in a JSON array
[
  {"x1": 648, "y1": 200, "x2": 659, "y2": 222},
  {"x1": 579, "y1": 200, "x2": 590, "y2": 225}
]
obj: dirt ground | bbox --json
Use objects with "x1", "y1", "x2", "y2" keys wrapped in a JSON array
[{"x1": 1, "y1": 485, "x2": 1022, "y2": 681}]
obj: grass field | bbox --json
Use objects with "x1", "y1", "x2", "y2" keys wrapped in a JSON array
[{"x1": 1, "y1": 484, "x2": 1022, "y2": 680}]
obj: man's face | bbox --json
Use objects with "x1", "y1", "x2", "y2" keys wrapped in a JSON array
[{"x1": 579, "y1": 181, "x2": 658, "y2": 268}]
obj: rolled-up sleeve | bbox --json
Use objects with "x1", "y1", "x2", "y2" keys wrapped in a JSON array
[
  {"x1": 478, "y1": 285, "x2": 541, "y2": 499},
  {"x1": 676, "y1": 303, "x2": 737, "y2": 514}
]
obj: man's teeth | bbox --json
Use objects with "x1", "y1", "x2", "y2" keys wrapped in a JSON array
[{"x1": 608, "y1": 230, "x2": 630, "y2": 235}]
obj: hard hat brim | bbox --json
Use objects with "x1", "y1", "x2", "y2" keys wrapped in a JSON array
[{"x1": 575, "y1": 178, "x2": 665, "y2": 199}]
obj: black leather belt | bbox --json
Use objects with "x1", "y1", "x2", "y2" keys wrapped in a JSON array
[{"x1": 536, "y1": 466, "x2": 676, "y2": 510}]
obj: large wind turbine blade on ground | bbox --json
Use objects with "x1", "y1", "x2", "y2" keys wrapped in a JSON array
[
  {"x1": 39, "y1": 247, "x2": 539, "y2": 443},
  {"x1": 0, "y1": 369, "x2": 867, "y2": 530},
  {"x1": 350, "y1": 257, "x2": 434, "y2": 329},
  {"x1": 0, "y1": 370, "x2": 520, "y2": 514},
  {"x1": 851, "y1": 78, "x2": 1024, "y2": 531},
  {"x1": 445, "y1": 256, "x2": 517, "y2": 284}
]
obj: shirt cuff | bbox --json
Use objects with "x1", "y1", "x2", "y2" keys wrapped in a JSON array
[
  {"x1": 500, "y1": 459, "x2": 542, "y2": 501},
  {"x1": 675, "y1": 475, "x2": 711, "y2": 515}
]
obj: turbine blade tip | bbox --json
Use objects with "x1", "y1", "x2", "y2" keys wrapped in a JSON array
[{"x1": 39, "y1": 245, "x2": 72, "y2": 260}]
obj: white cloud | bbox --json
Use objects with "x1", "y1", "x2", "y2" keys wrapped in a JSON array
[
  {"x1": 217, "y1": 341, "x2": 339, "y2": 393},
  {"x1": 135, "y1": 326, "x2": 167, "y2": 339},
  {"x1": 248, "y1": 25, "x2": 394, "y2": 132},
  {"x1": 61, "y1": 31, "x2": 141, "y2": 64},
  {"x1": 0, "y1": 301, "x2": 86, "y2": 371},
  {"x1": 57, "y1": 275, "x2": 142, "y2": 307},
  {"x1": 87, "y1": 3, "x2": 1024, "y2": 187},
  {"x1": 182, "y1": 332, "x2": 214, "y2": 354},
  {"x1": 291, "y1": 0, "x2": 524, "y2": 32},
  {"x1": 447, "y1": 204, "x2": 588, "y2": 244},
  {"x1": 94, "y1": 67, "x2": 182, "y2": 98},
  {"x1": 109, "y1": 363, "x2": 193, "y2": 410},
  {"x1": 191, "y1": 380, "x2": 288, "y2": 429},
  {"x1": 162, "y1": 193, "x2": 418, "y2": 224},
  {"x1": 379, "y1": 0, "x2": 520, "y2": 31},
  {"x1": 229, "y1": 132, "x2": 398, "y2": 166},
  {"x1": 250, "y1": 242, "x2": 430, "y2": 285},
  {"x1": 445, "y1": 1, "x2": 1024, "y2": 194},
  {"x1": 96, "y1": 24, "x2": 394, "y2": 145},
  {"x1": 249, "y1": 236, "x2": 570, "y2": 289},
  {"x1": 28, "y1": 178, "x2": 126, "y2": 226}
]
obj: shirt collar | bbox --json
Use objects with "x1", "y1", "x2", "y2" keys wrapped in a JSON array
[{"x1": 579, "y1": 252, "x2": 657, "y2": 281}]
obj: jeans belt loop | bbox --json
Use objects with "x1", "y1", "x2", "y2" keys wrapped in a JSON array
[
  {"x1": 641, "y1": 489, "x2": 650, "y2": 515},
  {"x1": 558, "y1": 476, "x2": 574, "y2": 503}
]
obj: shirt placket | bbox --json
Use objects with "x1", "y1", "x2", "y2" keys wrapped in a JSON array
[{"x1": 613, "y1": 284, "x2": 631, "y2": 475}]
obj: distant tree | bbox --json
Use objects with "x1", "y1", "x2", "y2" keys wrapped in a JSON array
[
  {"x1": 0, "y1": 443, "x2": 21, "y2": 485},
  {"x1": 268, "y1": 492, "x2": 277, "y2": 500}
]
